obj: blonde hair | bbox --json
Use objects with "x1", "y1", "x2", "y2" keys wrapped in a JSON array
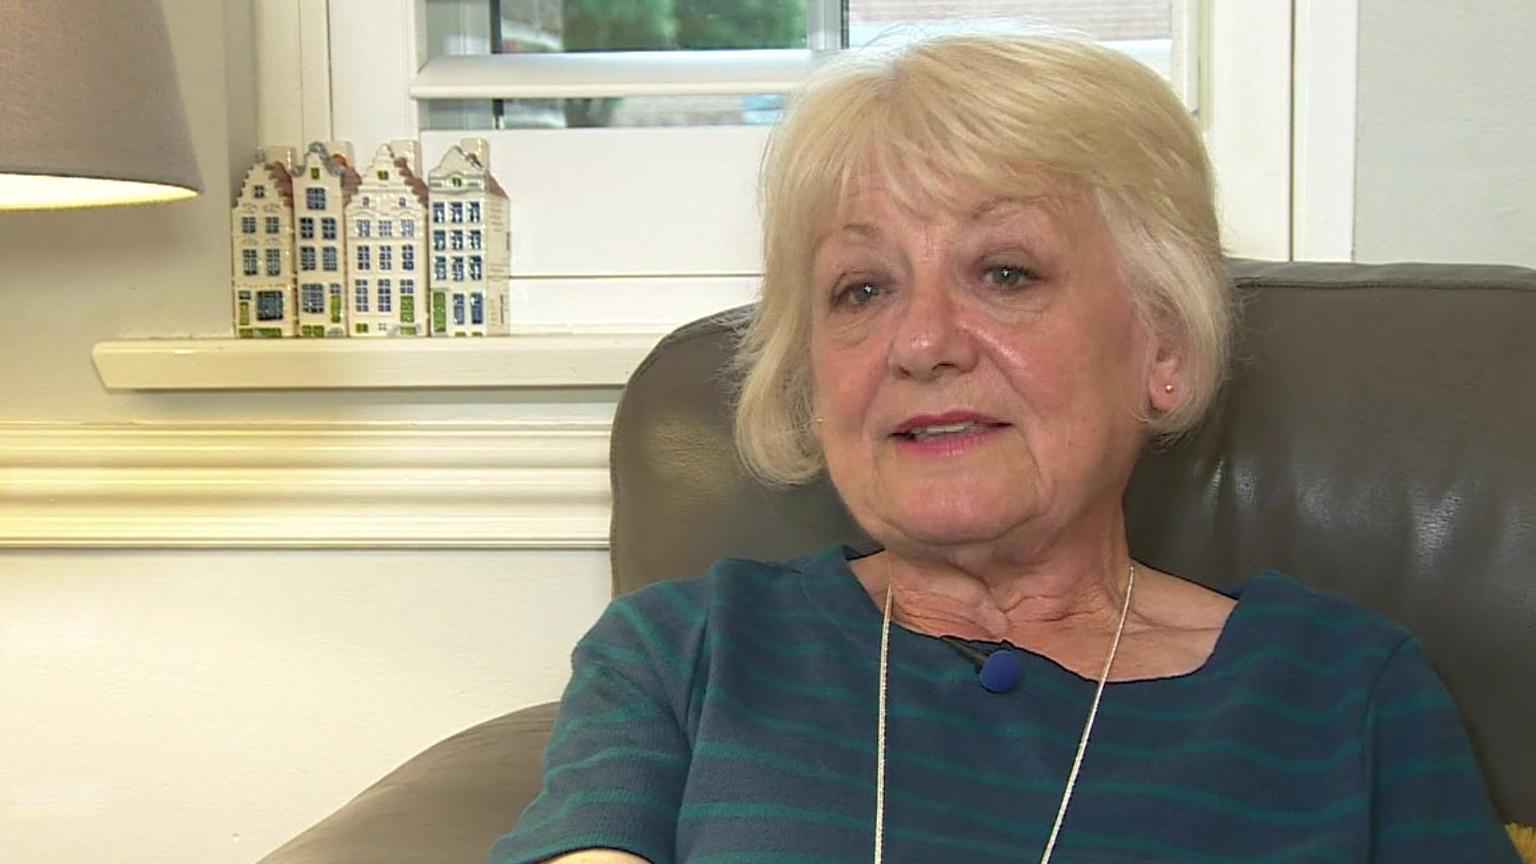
[{"x1": 734, "y1": 33, "x2": 1232, "y2": 486}]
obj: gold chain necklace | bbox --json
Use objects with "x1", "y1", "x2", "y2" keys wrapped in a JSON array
[{"x1": 873, "y1": 562, "x2": 1136, "y2": 864}]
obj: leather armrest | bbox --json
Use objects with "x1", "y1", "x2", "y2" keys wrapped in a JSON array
[{"x1": 256, "y1": 702, "x2": 557, "y2": 864}]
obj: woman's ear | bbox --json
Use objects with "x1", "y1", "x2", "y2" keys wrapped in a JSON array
[{"x1": 1146, "y1": 332, "x2": 1187, "y2": 414}]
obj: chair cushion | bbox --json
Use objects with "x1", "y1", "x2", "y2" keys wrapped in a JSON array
[{"x1": 256, "y1": 703, "x2": 557, "y2": 864}]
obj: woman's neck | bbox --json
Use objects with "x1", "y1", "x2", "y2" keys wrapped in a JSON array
[{"x1": 853, "y1": 525, "x2": 1134, "y2": 646}]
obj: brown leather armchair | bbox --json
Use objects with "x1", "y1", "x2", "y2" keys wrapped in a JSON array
[{"x1": 257, "y1": 260, "x2": 1536, "y2": 863}]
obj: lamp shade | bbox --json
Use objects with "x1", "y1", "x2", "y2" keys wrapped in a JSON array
[{"x1": 0, "y1": 0, "x2": 202, "y2": 209}]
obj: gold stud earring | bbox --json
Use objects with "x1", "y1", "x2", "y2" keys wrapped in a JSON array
[{"x1": 1163, "y1": 384, "x2": 1175, "y2": 394}]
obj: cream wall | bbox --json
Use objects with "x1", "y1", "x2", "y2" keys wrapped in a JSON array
[
  {"x1": 1354, "y1": 0, "x2": 1536, "y2": 267},
  {"x1": 0, "y1": 550, "x2": 609, "y2": 862},
  {"x1": 0, "y1": 1, "x2": 615, "y2": 862}
]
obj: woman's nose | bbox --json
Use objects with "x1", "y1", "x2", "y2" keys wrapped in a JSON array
[{"x1": 887, "y1": 276, "x2": 978, "y2": 381}]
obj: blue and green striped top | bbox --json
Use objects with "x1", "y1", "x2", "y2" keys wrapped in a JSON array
[{"x1": 493, "y1": 545, "x2": 1517, "y2": 863}]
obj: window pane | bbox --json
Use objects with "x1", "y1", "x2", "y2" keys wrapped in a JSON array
[
  {"x1": 421, "y1": 1, "x2": 1177, "y2": 128},
  {"x1": 425, "y1": 0, "x2": 806, "y2": 56},
  {"x1": 847, "y1": 0, "x2": 1173, "y2": 79},
  {"x1": 423, "y1": 0, "x2": 806, "y2": 129}
]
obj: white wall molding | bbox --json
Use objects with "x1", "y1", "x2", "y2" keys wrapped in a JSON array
[
  {"x1": 0, "y1": 421, "x2": 613, "y2": 549},
  {"x1": 1202, "y1": 0, "x2": 1293, "y2": 260},
  {"x1": 254, "y1": 0, "x2": 334, "y2": 146},
  {"x1": 1291, "y1": 0, "x2": 1359, "y2": 261},
  {"x1": 328, "y1": 0, "x2": 421, "y2": 151}
]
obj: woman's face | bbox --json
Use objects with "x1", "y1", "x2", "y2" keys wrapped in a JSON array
[{"x1": 808, "y1": 179, "x2": 1182, "y2": 556}]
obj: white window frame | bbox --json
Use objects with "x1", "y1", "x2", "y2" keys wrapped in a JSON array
[{"x1": 259, "y1": 0, "x2": 1350, "y2": 332}]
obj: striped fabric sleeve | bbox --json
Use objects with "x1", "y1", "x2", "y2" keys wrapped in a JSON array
[
  {"x1": 490, "y1": 595, "x2": 694, "y2": 864},
  {"x1": 1366, "y1": 637, "x2": 1520, "y2": 863}
]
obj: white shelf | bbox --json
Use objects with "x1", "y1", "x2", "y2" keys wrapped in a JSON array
[{"x1": 92, "y1": 330, "x2": 669, "y2": 391}]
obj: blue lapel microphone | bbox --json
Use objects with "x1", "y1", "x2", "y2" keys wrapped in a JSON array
[{"x1": 940, "y1": 637, "x2": 1022, "y2": 693}]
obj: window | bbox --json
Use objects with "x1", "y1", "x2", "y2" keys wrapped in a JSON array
[
  {"x1": 471, "y1": 292, "x2": 484, "y2": 325},
  {"x1": 468, "y1": 202, "x2": 481, "y2": 223},
  {"x1": 378, "y1": 279, "x2": 393, "y2": 312},
  {"x1": 434, "y1": 258, "x2": 448, "y2": 280},
  {"x1": 453, "y1": 293, "x2": 465, "y2": 325},
  {"x1": 469, "y1": 230, "x2": 482, "y2": 251},
  {"x1": 469, "y1": 256, "x2": 482, "y2": 281},
  {"x1": 322, "y1": 218, "x2": 337, "y2": 240},
  {"x1": 296, "y1": 0, "x2": 1295, "y2": 335},
  {"x1": 310, "y1": 167, "x2": 321, "y2": 180},
  {"x1": 306, "y1": 187, "x2": 326, "y2": 210},
  {"x1": 357, "y1": 219, "x2": 371, "y2": 238},
  {"x1": 452, "y1": 257, "x2": 465, "y2": 282},
  {"x1": 300, "y1": 247, "x2": 317, "y2": 271},
  {"x1": 450, "y1": 202, "x2": 464, "y2": 223},
  {"x1": 241, "y1": 216, "x2": 256, "y2": 234},
  {"x1": 257, "y1": 290, "x2": 285, "y2": 321},
  {"x1": 323, "y1": 247, "x2": 338, "y2": 271},
  {"x1": 433, "y1": 230, "x2": 446, "y2": 251},
  {"x1": 432, "y1": 202, "x2": 444, "y2": 223},
  {"x1": 241, "y1": 249, "x2": 259, "y2": 276},
  {"x1": 379, "y1": 220, "x2": 393, "y2": 238},
  {"x1": 302, "y1": 283, "x2": 325, "y2": 314},
  {"x1": 355, "y1": 280, "x2": 370, "y2": 312},
  {"x1": 266, "y1": 248, "x2": 283, "y2": 276},
  {"x1": 402, "y1": 246, "x2": 415, "y2": 271},
  {"x1": 401, "y1": 278, "x2": 415, "y2": 295},
  {"x1": 413, "y1": 2, "x2": 1190, "y2": 128},
  {"x1": 265, "y1": 216, "x2": 280, "y2": 235},
  {"x1": 450, "y1": 231, "x2": 463, "y2": 251},
  {"x1": 300, "y1": 218, "x2": 314, "y2": 239},
  {"x1": 402, "y1": 219, "x2": 415, "y2": 238},
  {"x1": 357, "y1": 247, "x2": 371, "y2": 271},
  {"x1": 379, "y1": 246, "x2": 393, "y2": 271},
  {"x1": 254, "y1": 185, "x2": 266, "y2": 199}
]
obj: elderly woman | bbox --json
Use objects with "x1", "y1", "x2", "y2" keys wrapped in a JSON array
[{"x1": 493, "y1": 34, "x2": 1517, "y2": 864}]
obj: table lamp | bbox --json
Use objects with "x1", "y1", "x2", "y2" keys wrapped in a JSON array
[{"x1": 0, "y1": 0, "x2": 202, "y2": 209}]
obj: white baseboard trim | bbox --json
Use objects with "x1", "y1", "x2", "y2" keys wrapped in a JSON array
[{"x1": 0, "y1": 422, "x2": 613, "y2": 549}]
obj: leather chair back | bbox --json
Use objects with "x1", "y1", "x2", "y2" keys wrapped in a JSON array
[{"x1": 610, "y1": 260, "x2": 1536, "y2": 823}]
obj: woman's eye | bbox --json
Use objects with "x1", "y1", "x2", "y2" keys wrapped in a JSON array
[
  {"x1": 985, "y1": 265, "x2": 1035, "y2": 289},
  {"x1": 835, "y1": 281, "x2": 884, "y2": 307}
]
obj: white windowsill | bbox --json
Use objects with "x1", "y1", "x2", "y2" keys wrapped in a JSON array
[
  {"x1": 92, "y1": 330, "x2": 669, "y2": 391},
  {"x1": 411, "y1": 49, "x2": 819, "y2": 100}
]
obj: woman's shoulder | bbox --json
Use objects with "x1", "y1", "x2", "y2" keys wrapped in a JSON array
[
  {"x1": 594, "y1": 545, "x2": 843, "y2": 644},
  {"x1": 1236, "y1": 571, "x2": 1411, "y2": 641},
  {"x1": 1217, "y1": 570, "x2": 1417, "y2": 678}
]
